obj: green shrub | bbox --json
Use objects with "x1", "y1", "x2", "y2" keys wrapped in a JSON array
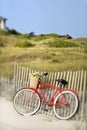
[
  {"x1": 0, "y1": 30, "x2": 8, "y2": 35},
  {"x1": 0, "y1": 38, "x2": 4, "y2": 47},
  {"x1": 33, "y1": 34, "x2": 46, "y2": 41},
  {"x1": 28, "y1": 32, "x2": 35, "y2": 38},
  {"x1": 34, "y1": 33, "x2": 73, "y2": 41},
  {"x1": 84, "y1": 48, "x2": 87, "y2": 53},
  {"x1": 8, "y1": 29, "x2": 21, "y2": 35},
  {"x1": 34, "y1": 33, "x2": 58, "y2": 41},
  {"x1": 44, "y1": 40, "x2": 78, "y2": 48},
  {"x1": 21, "y1": 34, "x2": 29, "y2": 39},
  {"x1": 21, "y1": 32, "x2": 36, "y2": 39},
  {"x1": 15, "y1": 40, "x2": 34, "y2": 47}
]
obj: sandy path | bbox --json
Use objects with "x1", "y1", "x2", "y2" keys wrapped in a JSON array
[{"x1": 0, "y1": 97, "x2": 86, "y2": 130}]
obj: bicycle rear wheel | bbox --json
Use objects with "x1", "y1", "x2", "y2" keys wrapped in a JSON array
[
  {"x1": 53, "y1": 90, "x2": 78, "y2": 120},
  {"x1": 13, "y1": 88, "x2": 41, "y2": 115}
]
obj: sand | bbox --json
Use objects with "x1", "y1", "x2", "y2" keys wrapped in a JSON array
[{"x1": 0, "y1": 97, "x2": 86, "y2": 130}]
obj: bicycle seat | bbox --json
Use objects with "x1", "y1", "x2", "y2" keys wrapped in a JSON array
[
  {"x1": 56, "y1": 79, "x2": 68, "y2": 86},
  {"x1": 42, "y1": 72, "x2": 48, "y2": 76}
]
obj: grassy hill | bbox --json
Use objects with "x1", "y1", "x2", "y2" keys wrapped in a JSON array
[{"x1": 0, "y1": 30, "x2": 87, "y2": 77}]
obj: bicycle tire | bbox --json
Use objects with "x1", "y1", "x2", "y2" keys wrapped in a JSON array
[
  {"x1": 53, "y1": 90, "x2": 79, "y2": 120},
  {"x1": 13, "y1": 88, "x2": 41, "y2": 115}
]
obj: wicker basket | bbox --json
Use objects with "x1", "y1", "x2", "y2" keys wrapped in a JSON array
[{"x1": 30, "y1": 75, "x2": 39, "y2": 89}]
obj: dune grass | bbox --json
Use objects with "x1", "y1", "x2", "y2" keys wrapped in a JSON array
[{"x1": 0, "y1": 33, "x2": 87, "y2": 77}]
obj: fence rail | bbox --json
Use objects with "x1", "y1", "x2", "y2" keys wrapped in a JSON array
[{"x1": 0, "y1": 64, "x2": 87, "y2": 121}]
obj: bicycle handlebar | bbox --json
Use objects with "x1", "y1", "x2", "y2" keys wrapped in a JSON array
[{"x1": 40, "y1": 72, "x2": 48, "y2": 78}]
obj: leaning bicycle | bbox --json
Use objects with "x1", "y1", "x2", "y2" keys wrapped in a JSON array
[{"x1": 13, "y1": 72, "x2": 79, "y2": 120}]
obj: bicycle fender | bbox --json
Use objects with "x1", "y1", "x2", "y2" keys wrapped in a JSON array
[{"x1": 62, "y1": 88, "x2": 79, "y2": 97}]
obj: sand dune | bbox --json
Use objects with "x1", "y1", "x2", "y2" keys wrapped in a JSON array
[{"x1": 0, "y1": 97, "x2": 86, "y2": 130}]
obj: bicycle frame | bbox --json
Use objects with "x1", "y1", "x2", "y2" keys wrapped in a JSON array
[
  {"x1": 28, "y1": 80, "x2": 78, "y2": 107},
  {"x1": 38, "y1": 81, "x2": 62, "y2": 106},
  {"x1": 28, "y1": 81, "x2": 60, "y2": 106},
  {"x1": 14, "y1": 74, "x2": 79, "y2": 119}
]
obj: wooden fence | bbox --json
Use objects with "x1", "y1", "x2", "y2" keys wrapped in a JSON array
[
  {"x1": 0, "y1": 77, "x2": 14, "y2": 100},
  {"x1": 13, "y1": 65, "x2": 87, "y2": 121},
  {"x1": 0, "y1": 64, "x2": 87, "y2": 121}
]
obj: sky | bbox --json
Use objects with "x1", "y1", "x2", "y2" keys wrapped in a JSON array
[{"x1": 0, "y1": 0, "x2": 87, "y2": 38}]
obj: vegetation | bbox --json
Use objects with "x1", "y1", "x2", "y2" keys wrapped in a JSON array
[
  {"x1": 0, "y1": 30, "x2": 87, "y2": 77},
  {"x1": 8, "y1": 29, "x2": 21, "y2": 35},
  {"x1": 0, "y1": 30, "x2": 8, "y2": 35},
  {"x1": 15, "y1": 40, "x2": 35, "y2": 47},
  {"x1": 44, "y1": 39, "x2": 78, "y2": 48},
  {"x1": 0, "y1": 37, "x2": 4, "y2": 47}
]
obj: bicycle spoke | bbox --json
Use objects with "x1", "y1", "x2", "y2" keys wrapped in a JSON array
[
  {"x1": 14, "y1": 88, "x2": 41, "y2": 115},
  {"x1": 53, "y1": 91, "x2": 78, "y2": 119}
]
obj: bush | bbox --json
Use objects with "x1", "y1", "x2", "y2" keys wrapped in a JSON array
[
  {"x1": 0, "y1": 38, "x2": 4, "y2": 47},
  {"x1": 15, "y1": 40, "x2": 34, "y2": 47},
  {"x1": 28, "y1": 32, "x2": 36, "y2": 38},
  {"x1": 0, "y1": 30, "x2": 8, "y2": 35},
  {"x1": 44, "y1": 40, "x2": 78, "y2": 48},
  {"x1": 21, "y1": 34, "x2": 29, "y2": 39},
  {"x1": 8, "y1": 29, "x2": 21, "y2": 35},
  {"x1": 34, "y1": 33, "x2": 72, "y2": 41},
  {"x1": 34, "y1": 34, "x2": 46, "y2": 41},
  {"x1": 34, "y1": 33, "x2": 59, "y2": 41}
]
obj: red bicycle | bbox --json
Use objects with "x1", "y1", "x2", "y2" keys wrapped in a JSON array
[{"x1": 13, "y1": 72, "x2": 79, "y2": 120}]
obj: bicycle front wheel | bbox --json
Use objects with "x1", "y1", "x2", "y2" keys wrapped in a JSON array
[
  {"x1": 13, "y1": 88, "x2": 41, "y2": 115},
  {"x1": 53, "y1": 90, "x2": 78, "y2": 120}
]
